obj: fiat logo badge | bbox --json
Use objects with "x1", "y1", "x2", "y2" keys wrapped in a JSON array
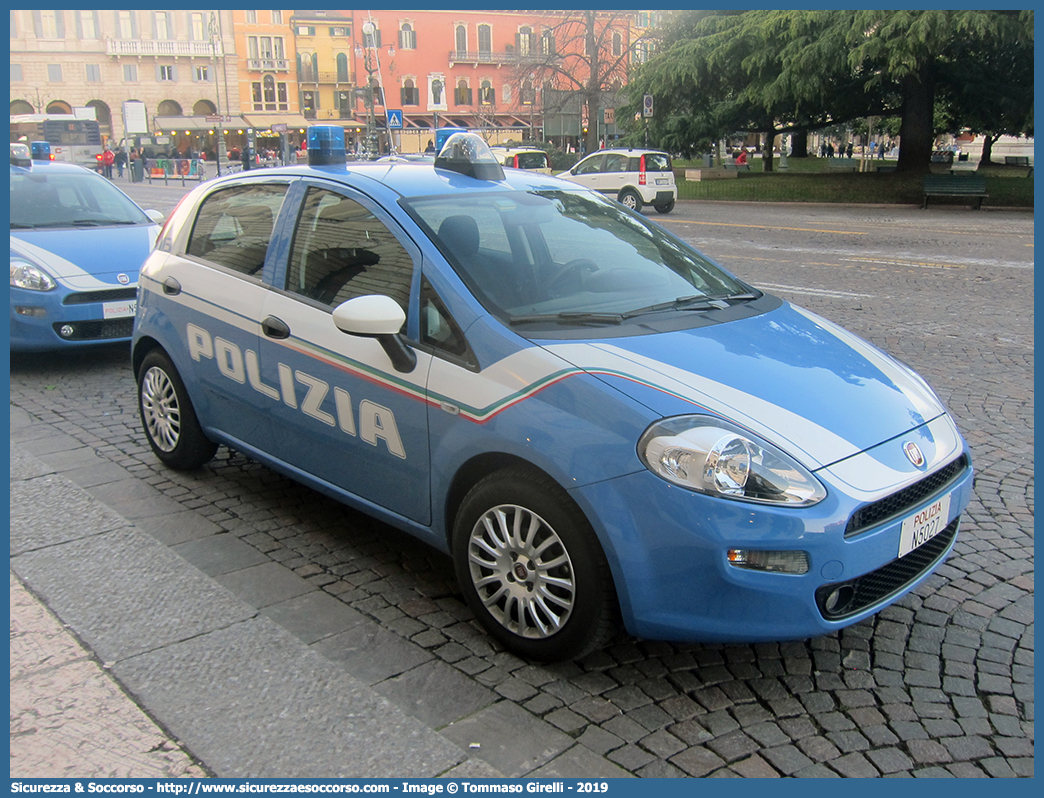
[
  {"x1": 904, "y1": 441, "x2": 926, "y2": 468},
  {"x1": 513, "y1": 563, "x2": 529, "y2": 580},
  {"x1": 117, "y1": 273, "x2": 130, "y2": 285}
]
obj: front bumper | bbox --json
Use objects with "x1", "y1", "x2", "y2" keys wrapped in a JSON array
[
  {"x1": 570, "y1": 450, "x2": 973, "y2": 643},
  {"x1": 10, "y1": 286, "x2": 137, "y2": 351}
]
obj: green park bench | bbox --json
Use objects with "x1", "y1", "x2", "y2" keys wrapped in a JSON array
[
  {"x1": 922, "y1": 175, "x2": 988, "y2": 210},
  {"x1": 876, "y1": 164, "x2": 898, "y2": 173},
  {"x1": 724, "y1": 162, "x2": 750, "y2": 171}
]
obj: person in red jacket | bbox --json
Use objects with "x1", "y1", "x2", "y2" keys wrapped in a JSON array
[
  {"x1": 735, "y1": 147, "x2": 748, "y2": 166},
  {"x1": 101, "y1": 148, "x2": 115, "y2": 179}
]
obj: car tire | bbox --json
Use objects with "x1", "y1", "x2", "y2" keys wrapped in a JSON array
[
  {"x1": 654, "y1": 199, "x2": 676, "y2": 214},
  {"x1": 452, "y1": 466, "x2": 616, "y2": 661},
  {"x1": 618, "y1": 188, "x2": 643, "y2": 212},
  {"x1": 138, "y1": 349, "x2": 218, "y2": 470}
]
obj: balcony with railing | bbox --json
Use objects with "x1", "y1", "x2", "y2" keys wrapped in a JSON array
[
  {"x1": 248, "y1": 58, "x2": 290, "y2": 72},
  {"x1": 449, "y1": 50, "x2": 546, "y2": 66},
  {"x1": 296, "y1": 72, "x2": 353, "y2": 85},
  {"x1": 106, "y1": 39, "x2": 222, "y2": 58}
]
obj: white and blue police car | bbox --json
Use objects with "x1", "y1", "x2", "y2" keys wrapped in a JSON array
[
  {"x1": 11, "y1": 141, "x2": 163, "y2": 352},
  {"x1": 132, "y1": 128, "x2": 973, "y2": 661}
]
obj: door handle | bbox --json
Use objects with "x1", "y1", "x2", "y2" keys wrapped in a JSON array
[
  {"x1": 162, "y1": 277, "x2": 181, "y2": 295},
  {"x1": 261, "y1": 316, "x2": 291, "y2": 339}
]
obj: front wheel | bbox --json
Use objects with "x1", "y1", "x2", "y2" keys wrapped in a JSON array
[
  {"x1": 452, "y1": 466, "x2": 616, "y2": 661},
  {"x1": 138, "y1": 349, "x2": 217, "y2": 470},
  {"x1": 618, "y1": 188, "x2": 643, "y2": 213},
  {"x1": 654, "y1": 199, "x2": 676, "y2": 214}
]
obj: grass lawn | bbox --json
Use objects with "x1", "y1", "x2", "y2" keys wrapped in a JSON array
[{"x1": 674, "y1": 156, "x2": 1034, "y2": 207}]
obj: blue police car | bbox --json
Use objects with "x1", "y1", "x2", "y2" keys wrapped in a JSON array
[
  {"x1": 131, "y1": 129, "x2": 973, "y2": 660},
  {"x1": 10, "y1": 142, "x2": 163, "y2": 352}
]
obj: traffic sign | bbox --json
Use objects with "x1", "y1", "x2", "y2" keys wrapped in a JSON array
[
  {"x1": 386, "y1": 109, "x2": 403, "y2": 130},
  {"x1": 643, "y1": 95, "x2": 654, "y2": 118},
  {"x1": 604, "y1": 108, "x2": 615, "y2": 125}
]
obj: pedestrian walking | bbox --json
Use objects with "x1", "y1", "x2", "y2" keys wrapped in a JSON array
[
  {"x1": 101, "y1": 148, "x2": 115, "y2": 179},
  {"x1": 114, "y1": 148, "x2": 127, "y2": 178},
  {"x1": 846, "y1": 142, "x2": 853, "y2": 159}
]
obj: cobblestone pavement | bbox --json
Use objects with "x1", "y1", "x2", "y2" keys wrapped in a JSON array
[{"x1": 9, "y1": 198, "x2": 1033, "y2": 777}]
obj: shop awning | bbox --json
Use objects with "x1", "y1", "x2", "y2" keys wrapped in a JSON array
[
  {"x1": 242, "y1": 114, "x2": 312, "y2": 131},
  {"x1": 153, "y1": 116, "x2": 250, "y2": 133}
]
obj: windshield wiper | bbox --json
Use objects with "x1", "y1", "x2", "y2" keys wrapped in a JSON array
[
  {"x1": 622, "y1": 295, "x2": 722, "y2": 318},
  {"x1": 509, "y1": 311, "x2": 624, "y2": 326}
]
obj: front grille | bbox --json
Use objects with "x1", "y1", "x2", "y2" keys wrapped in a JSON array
[
  {"x1": 63, "y1": 288, "x2": 138, "y2": 305},
  {"x1": 817, "y1": 518, "x2": 958, "y2": 621},
  {"x1": 52, "y1": 317, "x2": 135, "y2": 341},
  {"x1": 845, "y1": 454, "x2": 968, "y2": 538}
]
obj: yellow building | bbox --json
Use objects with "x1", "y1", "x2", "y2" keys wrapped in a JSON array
[{"x1": 232, "y1": 9, "x2": 312, "y2": 150}]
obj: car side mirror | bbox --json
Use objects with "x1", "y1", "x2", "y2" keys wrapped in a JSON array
[
  {"x1": 144, "y1": 209, "x2": 165, "y2": 223},
  {"x1": 332, "y1": 295, "x2": 416, "y2": 373}
]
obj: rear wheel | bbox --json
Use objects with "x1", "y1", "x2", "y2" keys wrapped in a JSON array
[
  {"x1": 138, "y1": 349, "x2": 217, "y2": 470},
  {"x1": 654, "y1": 199, "x2": 676, "y2": 214},
  {"x1": 618, "y1": 188, "x2": 643, "y2": 212},
  {"x1": 452, "y1": 466, "x2": 616, "y2": 661}
]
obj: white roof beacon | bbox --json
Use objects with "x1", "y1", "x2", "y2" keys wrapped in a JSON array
[{"x1": 434, "y1": 132, "x2": 506, "y2": 181}]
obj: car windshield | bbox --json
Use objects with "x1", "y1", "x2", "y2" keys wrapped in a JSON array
[
  {"x1": 403, "y1": 189, "x2": 751, "y2": 321},
  {"x1": 9, "y1": 168, "x2": 151, "y2": 230}
]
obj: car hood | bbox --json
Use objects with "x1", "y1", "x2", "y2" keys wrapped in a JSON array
[
  {"x1": 11, "y1": 225, "x2": 159, "y2": 289},
  {"x1": 543, "y1": 303, "x2": 947, "y2": 471}
]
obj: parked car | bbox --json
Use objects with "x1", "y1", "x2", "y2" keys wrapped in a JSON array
[
  {"x1": 10, "y1": 152, "x2": 163, "y2": 351},
  {"x1": 489, "y1": 147, "x2": 553, "y2": 174},
  {"x1": 557, "y1": 147, "x2": 677, "y2": 213},
  {"x1": 131, "y1": 131, "x2": 972, "y2": 661}
]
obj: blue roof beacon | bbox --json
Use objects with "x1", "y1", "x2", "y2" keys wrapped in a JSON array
[{"x1": 307, "y1": 125, "x2": 347, "y2": 166}]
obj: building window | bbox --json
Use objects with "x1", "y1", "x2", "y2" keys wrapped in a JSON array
[
  {"x1": 77, "y1": 11, "x2": 97, "y2": 40},
  {"x1": 117, "y1": 11, "x2": 134, "y2": 39},
  {"x1": 248, "y1": 37, "x2": 258, "y2": 59},
  {"x1": 47, "y1": 64, "x2": 63, "y2": 82},
  {"x1": 298, "y1": 52, "x2": 315, "y2": 82},
  {"x1": 252, "y1": 82, "x2": 263, "y2": 108},
  {"x1": 86, "y1": 64, "x2": 101, "y2": 82},
  {"x1": 159, "y1": 65, "x2": 175, "y2": 81},
  {"x1": 263, "y1": 74, "x2": 277, "y2": 109},
  {"x1": 196, "y1": 65, "x2": 210, "y2": 81},
  {"x1": 541, "y1": 30, "x2": 555, "y2": 55},
  {"x1": 336, "y1": 52, "x2": 349, "y2": 83},
  {"x1": 297, "y1": 26, "x2": 315, "y2": 36},
  {"x1": 362, "y1": 23, "x2": 380, "y2": 48},
  {"x1": 38, "y1": 10, "x2": 61, "y2": 39},
  {"x1": 521, "y1": 79, "x2": 535, "y2": 105},
  {"x1": 399, "y1": 22, "x2": 416, "y2": 50},
  {"x1": 401, "y1": 78, "x2": 419, "y2": 106},
  {"x1": 12, "y1": 64, "x2": 23, "y2": 82},
  {"x1": 478, "y1": 24, "x2": 491, "y2": 54},
  {"x1": 501, "y1": 85, "x2": 511, "y2": 104},
  {"x1": 455, "y1": 25, "x2": 467, "y2": 53},
  {"x1": 329, "y1": 26, "x2": 349, "y2": 37},
  {"x1": 517, "y1": 26, "x2": 533, "y2": 56},
  {"x1": 613, "y1": 31, "x2": 622, "y2": 57},
  {"x1": 277, "y1": 82, "x2": 288, "y2": 110},
  {"x1": 245, "y1": 11, "x2": 257, "y2": 24},
  {"x1": 124, "y1": 64, "x2": 138, "y2": 82},
  {"x1": 155, "y1": 12, "x2": 173, "y2": 40},
  {"x1": 301, "y1": 90, "x2": 317, "y2": 118},
  {"x1": 479, "y1": 80, "x2": 494, "y2": 105},
  {"x1": 455, "y1": 79, "x2": 471, "y2": 106},
  {"x1": 189, "y1": 12, "x2": 205, "y2": 41},
  {"x1": 272, "y1": 11, "x2": 283, "y2": 25}
]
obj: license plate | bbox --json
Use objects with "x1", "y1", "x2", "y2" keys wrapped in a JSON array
[
  {"x1": 103, "y1": 300, "x2": 137, "y2": 319},
  {"x1": 898, "y1": 492, "x2": 952, "y2": 558},
  {"x1": 655, "y1": 178, "x2": 670, "y2": 185}
]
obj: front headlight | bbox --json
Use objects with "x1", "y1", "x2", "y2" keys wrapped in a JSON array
[
  {"x1": 11, "y1": 258, "x2": 57, "y2": 291},
  {"x1": 638, "y1": 416, "x2": 827, "y2": 506}
]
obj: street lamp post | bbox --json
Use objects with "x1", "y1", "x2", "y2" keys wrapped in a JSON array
[{"x1": 209, "y1": 12, "x2": 227, "y2": 176}]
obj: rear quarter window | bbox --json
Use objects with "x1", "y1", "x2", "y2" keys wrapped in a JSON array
[{"x1": 644, "y1": 153, "x2": 672, "y2": 172}]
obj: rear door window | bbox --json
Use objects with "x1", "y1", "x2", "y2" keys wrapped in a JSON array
[{"x1": 186, "y1": 184, "x2": 288, "y2": 277}]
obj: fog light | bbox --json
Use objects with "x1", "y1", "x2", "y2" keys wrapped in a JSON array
[
  {"x1": 823, "y1": 584, "x2": 855, "y2": 616},
  {"x1": 59, "y1": 324, "x2": 75, "y2": 338},
  {"x1": 727, "y1": 549, "x2": 809, "y2": 574},
  {"x1": 15, "y1": 306, "x2": 46, "y2": 317}
]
